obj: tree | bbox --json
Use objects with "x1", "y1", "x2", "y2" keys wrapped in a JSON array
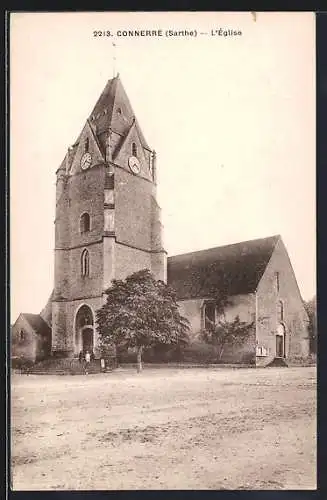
[
  {"x1": 96, "y1": 269, "x2": 190, "y2": 372},
  {"x1": 304, "y1": 296, "x2": 317, "y2": 354},
  {"x1": 188, "y1": 263, "x2": 254, "y2": 362},
  {"x1": 201, "y1": 314, "x2": 254, "y2": 362}
]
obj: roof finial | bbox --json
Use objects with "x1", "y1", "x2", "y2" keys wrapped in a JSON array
[{"x1": 112, "y1": 41, "x2": 117, "y2": 78}]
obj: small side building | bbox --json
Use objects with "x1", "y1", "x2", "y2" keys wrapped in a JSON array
[
  {"x1": 168, "y1": 235, "x2": 310, "y2": 366},
  {"x1": 11, "y1": 313, "x2": 52, "y2": 365}
]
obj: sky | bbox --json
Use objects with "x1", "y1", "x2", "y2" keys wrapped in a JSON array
[{"x1": 10, "y1": 12, "x2": 316, "y2": 322}]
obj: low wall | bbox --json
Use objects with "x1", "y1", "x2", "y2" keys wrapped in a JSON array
[{"x1": 121, "y1": 362, "x2": 255, "y2": 369}]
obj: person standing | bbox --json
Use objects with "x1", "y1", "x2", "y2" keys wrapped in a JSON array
[{"x1": 85, "y1": 350, "x2": 91, "y2": 374}]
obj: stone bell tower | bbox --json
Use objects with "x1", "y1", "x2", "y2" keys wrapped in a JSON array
[{"x1": 51, "y1": 74, "x2": 167, "y2": 357}]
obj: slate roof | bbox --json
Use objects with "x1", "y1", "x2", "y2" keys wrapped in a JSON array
[
  {"x1": 167, "y1": 235, "x2": 280, "y2": 300},
  {"x1": 57, "y1": 74, "x2": 152, "y2": 174},
  {"x1": 91, "y1": 76, "x2": 118, "y2": 122},
  {"x1": 89, "y1": 74, "x2": 150, "y2": 150},
  {"x1": 21, "y1": 313, "x2": 52, "y2": 340}
]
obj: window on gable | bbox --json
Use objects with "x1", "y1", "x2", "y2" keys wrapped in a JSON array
[
  {"x1": 132, "y1": 142, "x2": 138, "y2": 158},
  {"x1": 19, "y1": 330, "x2": 25, "y2": 342},
  {"x1": 277, "y1": 300, "x2": 284, "y2": 322},
  {"x1": 275, "y1": 272, "x2": 280, "y2": 292},
  {"x1": 84, "y1": 138, "x2": 89, "y2": 153},
  {"x1": 80, "y1": 213, "x2": 90, "y2": 233},
  {"x1": 81, "y1": 249, "x2": 90, "y2": 277}
]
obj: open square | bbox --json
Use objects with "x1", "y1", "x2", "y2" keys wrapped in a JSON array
[{"x1": 11, "y1": 366, "x2": 316, "y2": 490}]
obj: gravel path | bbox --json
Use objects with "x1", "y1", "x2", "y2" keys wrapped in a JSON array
[{"x1": 11, "y1": 366, "x2": 316, "y2": 490}]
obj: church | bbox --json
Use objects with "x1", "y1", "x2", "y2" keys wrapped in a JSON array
[{"x1": 11, "y1": 75, "x2": 310, "y2": 368}]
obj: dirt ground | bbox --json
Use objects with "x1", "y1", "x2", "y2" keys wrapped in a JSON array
[{"x1": 11, "y1": 366, "x2": 316, "y2": 490}]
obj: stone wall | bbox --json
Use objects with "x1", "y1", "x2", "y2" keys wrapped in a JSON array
[
  {"x1": 177, "y1": 294, "x2": 256, "y2": 364},
  {"x1": 11, "y1": 315, "x2": 38, "y2": 363},
  {"x1": 115, "y1": 166, "x2": 155, "y2": 251},
  {"x1": 11, "y1": 315, "x2": 51, "y2": 364},
  {"x1": 256, "y1": 238, "x2": 310, "y2": 366}
]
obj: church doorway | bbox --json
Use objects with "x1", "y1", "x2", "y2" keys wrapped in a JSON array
[
  {"x1": 82, "y1": 327, "x2": 94, "y2": 352},
  {"x1": 75, "y1": 304, "x2": 94, "y2": 355},
  {"x1": 276, "y1": 323, "x2": 286, "y2": 358}
]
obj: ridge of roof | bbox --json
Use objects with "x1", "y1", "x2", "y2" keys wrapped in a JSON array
[
  {"x1": 167, "y1": 235, "x2": 281, "y2": 299},
  {"x1": 86, "y1": 118, "x2": 106, "y2": 161},
  {"x1": 168, "y1": 235, "x2": 280, "y2": 262},
  {"x1": 112, "y1": 118, "x2": 136, "y2": 161}
]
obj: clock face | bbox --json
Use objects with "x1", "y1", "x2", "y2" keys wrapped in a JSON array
[
  {"x1": 128, "y1": 156, "x2": 141, "y2": 175},
  {"x1": 81, "y1": 152, "x2": 92, "y2": 170}
]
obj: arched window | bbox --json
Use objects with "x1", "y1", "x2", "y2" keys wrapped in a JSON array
[
  {"x1": 80, "y1": 213, "x2": 90, "y2": 233},
  {"x1": 84, "y1": 137, "x2": 89, "y2": 153},
  {"x1": 203, "y1": 302, "x2": 216, "y2": 331},
  {"x1": 277, "y1": 300, "x2": 284, "y2": 322},
  {"x1": 81, "y1": 249, "x2": 89, "y2": 277},
  {"x1": 132, "y1": 142, "x2": 137, "y2": 157}
]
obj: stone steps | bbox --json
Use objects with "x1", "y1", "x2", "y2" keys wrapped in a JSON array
[
  {"x1": 26, "y1": 358, "x2": 104, "y2": 375},
  {"x1": 266, "y1": 357, "x2": 289, "y2": 368}
]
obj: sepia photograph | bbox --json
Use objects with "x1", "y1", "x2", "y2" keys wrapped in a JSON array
[{"x1": 10, "y1": 11, "x2": 316, "y2": 490}]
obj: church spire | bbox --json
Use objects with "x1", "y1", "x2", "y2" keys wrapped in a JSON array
[{"x1": 89, "y1": 74, "x2": 150, "y2": 150}]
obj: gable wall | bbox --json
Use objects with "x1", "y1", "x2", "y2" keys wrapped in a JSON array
[
  {"x1": 69, "y1": 122, "x2": 105, "y2": 175},
  {"x1": 11, "y1": 316, "x2": 38, "y2": 363},
  {"x1": 256, "y1": 238, "x2": 310, "y2": 365},
  {"x1": 111, "y1": 130, "x2": 151, "y2": 172}
]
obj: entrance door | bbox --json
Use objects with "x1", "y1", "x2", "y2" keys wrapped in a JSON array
[
  {"x1": 276, "y1": 323, "x2": 286, "y2": 358},
  {"x1": 276, "y1": 335, "x2": 284, "y2": 357},
  {"x1": 82, "y1": 327, "x2": 94, "y2": 353},
  {"x1": 75, "y1": 304, "x2": 94, "y2": 355}
]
